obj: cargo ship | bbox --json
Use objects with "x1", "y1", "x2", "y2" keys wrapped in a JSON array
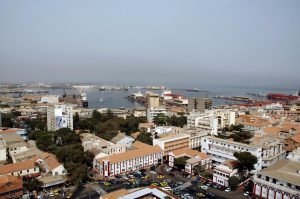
[
  {"x1": 81, "y1": 92, "x2": 88, "y2": 108},
  {"x1": 267, "y1": 93, "x2": 298, "y2": 101}
]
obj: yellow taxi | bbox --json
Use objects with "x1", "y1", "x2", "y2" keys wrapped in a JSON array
[
  {"x1": 151, "y1": 182, "x2": 158, "y2": 186},
  {"x1": 160, "y1": 181, "x2": 168, "y2": 187},
  {"x1": 66, "y1": 193, "x2": 73, "y2": 199},
  {"x1": 103, "y1": 181, "x2": 111, "y2": 186},
  {"x1": 157, "y1": 175, "x2": 164, "y2": 179}
]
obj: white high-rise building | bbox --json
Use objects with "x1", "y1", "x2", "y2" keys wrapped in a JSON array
[{"x1": 47, "y1": 104, "x2": 73, "y2": 131}]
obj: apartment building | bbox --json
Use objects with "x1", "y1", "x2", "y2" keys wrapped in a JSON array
[
  {"x1": 214, "y1": 109, "x2": 236, "y2": 128},
  {"x1": 94, "y1": 142, "x2": 162, "y2": 178},
  {"x1": 253, "y1": 157, "x2": 300, "y2": 199},
  {"x1": 146, "y1": 107, "x2": 168, "y2": 123},
  {"x1": 188, "y1": 97, "x2": 212, "y2": 112},
  {"x1": 250, "y1": 137, "x2": 286, "y2": 169},
  {"x1": 213, "y1": 160, "x2": 239, "y2": 187},
  {"x1": 146, "y1": 93, "x2": 160, "y2": 108},
  {"x1": 153, "y1": 133, "x2": 190, "y2": 156},
  {"x1": 47, "y1": 104, "x2": 73, "y2": 131},
  {"x1": 168, "y1": 147, "x2": 211, "y2": 174},
  {"x1": 187, "y1": 111, "x2": 218, "y2": 135},
  {"x1": 201, "y1": 136, "x2": 262, "y2": 170}
]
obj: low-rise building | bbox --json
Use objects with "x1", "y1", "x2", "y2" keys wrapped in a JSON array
[
  {"x1": 168, "y1": 147, "x2": 211, "y2": 174},
  {"x1": 138, "y1": 122, "x2": 154, "y2": 133},
  {"x1": 81, "y1": 133, "x2": 126, "y2": 155},
  {"x1": 94, "y1": 142, "x2": 162, "y2": 178},
  {"x1": 284, "y1": 134, "x2": 300, "y2": 152},
  {"x1": 201, "y1": 136, "x2": 262, "y2": 171},
  {"x1": 40, "y1": 95, "x2": 59, "y2": 104},
  {"x1": 0, "y1": 175, "x2": 23, "y2": 199},
  {"x1": 236, "y1": 115, "x2": 272, "y2": 131},
  {"x1": 110, "y1": 133, "x2": 135, "y2": 148},
  {"x1": 0, "y1": 159, "x2": 40, "y2": 177},
  {"x1": 36, "y1": 153, "x2": 67, "y2": 176},
  {"x1": 100, "y1": 187, "x2": 177, "y2": 199},
  {"x1": 213, "y1": 160, "x2": 239, "y2": 187},
  {"x1": 153, "y1": 133, "x2": 190, "y2": 156},
  {"x1": 0, "y1": 128, "x2": 28, "y2": 140}
]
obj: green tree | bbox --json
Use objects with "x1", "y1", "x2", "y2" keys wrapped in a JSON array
[
  {"x1": 234, "y1": 152, "x2": 258, "y2": 176},
  {"x1": 136, "y1": 132, "x2": 153, "y2": 145},
  {"x1": 174, "y1": 157, "x2": 187, "y2": 170},
  {"x1": 228, "y1": 176, "x2": 240, "y2": 190},
  {"x1": 73, "y1": 113, "x2": 80, "y2": 129},
  {"x1": 26, "y1": 178, "x2": 43, "y2": 192},
  {"x1": 153, "y1": 113, "x2": 170, "y2": 126},
  {"x1": 170, "y1": 115, "x2": 187, "y2": 127},
  {"x1": 92, "y1": 110, "x2": 102, "y2": 121},
  {"x1": 1, "y1": 113, "x2": 13, "y2": 127},
  {"x1": 192, "y1": 164, "x2": 204, "y2": 175}
]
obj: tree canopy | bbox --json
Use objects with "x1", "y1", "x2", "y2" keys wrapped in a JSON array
[
  {"x1": 174, "y1": 157, "x2": 187, "y2": 170},
  {"x1": 30, "y1": 128, "x2": 94, "y2": 185},
  {"x1": 228, "y1": 176, "x2": 240, "y2": 190},
  {"x1": 234, "y1": 151, "x2": 258, "y2": 176}
]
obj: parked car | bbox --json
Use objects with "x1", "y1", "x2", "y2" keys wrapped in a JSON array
[
  {"x1": 225, "y1": 188, "x2": 231, "y2": 192},
  {"x1": 244, "y1": 191, "x2": 250, "y2": 196},
  {"x1": 200, "y1": 185, "x2": 208, "y2": 190},
  {"x1": 162, "y1": 186, "x2": 172, "y2": 191}
]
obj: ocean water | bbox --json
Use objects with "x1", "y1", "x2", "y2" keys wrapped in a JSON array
[{"x1": 47, "y1": 86, "x2": 298, "y2": 109}]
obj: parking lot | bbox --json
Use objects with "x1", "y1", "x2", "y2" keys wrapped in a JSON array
[{"x1": 95, "y1": 164, "x2": 252, "y2": 199}]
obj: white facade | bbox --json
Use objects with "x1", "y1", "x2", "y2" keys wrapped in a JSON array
[
  {"x1": 201, "y1": 136, "x2": 262, "y2": 171},
  {"x1": 185, "y1": 129, "x2": 210, "y2": 149},
  {"x1": 146, "y1": 107, "x2": 168, "y2": 123},
  {"x1": 51, "y1": 165, "x2": 67, "y2": 176},
  {"x1": 214, "y1": 109, "x2": 236, "y2": 128},
  {"x1": 40, "y1": 95, "x2": 59, "y2": 104},
  {"x1": 187, "y1": 111, "x2": 218, "y2": 135},
  {"x1": 213, "y1": 161, "x2": 239, "y2": 187},
  {"x1": 0, "y1": 140, "x2": 6, "y2": 162},
  {"x1": 47, "y1": 104, "x2": 73, "y2": 131},
  {"x1": 253, "y1": 159, "x2": 300, "y2": 199},
  {"x1": 94, "y1": 143, "x2": 163, "y2": 178}
]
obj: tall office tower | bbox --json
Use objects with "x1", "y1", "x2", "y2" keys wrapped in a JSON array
[
  {"x1": 188, "y1": 97, "x2": 212, "y2": 112},
  {"x1": 47, "y1": 104, "x2": 73, "y2": 131}
]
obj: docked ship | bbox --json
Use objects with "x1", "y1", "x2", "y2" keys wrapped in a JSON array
[{"x1": 80, "y1": 92, "x2": 88, "y2": 108}]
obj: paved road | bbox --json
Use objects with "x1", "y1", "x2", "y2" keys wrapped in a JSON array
[
  {"x1": 208, "y1": 188, "x2": 248, "y2": 199},
  {"x1": 72, "y1": 183, "x2": 102, "y2": 199},
  {"x1": 90, "y1": 183, "x2": 107, "y2": 195},
  {"x1": 174, "y1": 181, "x2": 192, "y2": 190}
]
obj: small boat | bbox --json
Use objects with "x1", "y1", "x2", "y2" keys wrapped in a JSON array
[{"x1": 99, "y1": 97, "x2": 104, "y2": 102}]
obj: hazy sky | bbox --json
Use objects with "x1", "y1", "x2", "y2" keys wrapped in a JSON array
[{"x1": 0, "y1": 0, "x2": 299, "y2": 88}]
